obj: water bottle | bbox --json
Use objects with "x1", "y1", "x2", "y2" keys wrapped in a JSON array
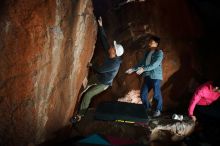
[{"x1": 172, "y1": 114, "x2": 183, "y2": 121}]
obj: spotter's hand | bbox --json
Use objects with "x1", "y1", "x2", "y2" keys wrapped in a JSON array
[
  {"x1": 98, "y1": 16, "x2": 103, "y2": 27},
  {"x1": 136, "y1": 67, "x2": 144, "y2": 75}
]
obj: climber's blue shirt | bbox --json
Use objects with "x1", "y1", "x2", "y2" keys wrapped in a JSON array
[{"x1": 92, "y1": 26, "x2": 122, "y2": 86}]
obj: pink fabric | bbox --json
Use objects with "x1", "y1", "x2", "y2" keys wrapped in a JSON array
[{"x1": 188, "y1": 81, "x2": 220, "y2": 116}]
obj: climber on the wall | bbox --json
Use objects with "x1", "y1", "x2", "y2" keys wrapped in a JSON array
[
  {"x1": 188, "y1": 81, "x2": 220, "y2": 122},
  {"x1": 125, "y1": 36, "x2": 164, "y2": 117},
  {"x1": 70, "y1": 16, "x2": 124, "y2": 124}
]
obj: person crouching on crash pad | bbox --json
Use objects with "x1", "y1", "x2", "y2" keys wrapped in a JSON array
[{"x1": 188, "y1": 81, "x2": 220, "y2": 122}]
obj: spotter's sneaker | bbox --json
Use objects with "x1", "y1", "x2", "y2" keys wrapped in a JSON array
[{"x1": 153, "y1": 110, "x2": 161, "y2": 118}]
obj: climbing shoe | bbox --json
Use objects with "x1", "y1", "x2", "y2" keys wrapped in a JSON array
[{"x1": 70, "y1": 115, "x2": 81, "y2": 124}]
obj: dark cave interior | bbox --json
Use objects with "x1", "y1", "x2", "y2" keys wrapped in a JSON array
[{"x1": 0, "y1": 0, "x2": 220, "y2": 146}]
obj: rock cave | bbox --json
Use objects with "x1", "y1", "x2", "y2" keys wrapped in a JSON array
[{"x1": 0, "y1": 0, "x2": 220, "y2": 146}]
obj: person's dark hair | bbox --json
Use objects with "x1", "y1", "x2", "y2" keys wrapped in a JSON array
[
  {"x1": 149, "y1": 36, "x2": 160, "y2": 47},
  {"x1": 212, "y1": 80, "x2": 220, "y2": 87}
]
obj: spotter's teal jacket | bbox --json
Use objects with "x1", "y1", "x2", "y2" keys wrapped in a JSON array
[{"x1": 132, "y1": 50, "x2": 163, "y2": 80}]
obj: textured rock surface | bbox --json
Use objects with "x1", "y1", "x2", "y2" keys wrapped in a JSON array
[
  {"x1": 148, "y1": 115, "x2": 195, "y2": 141},
  {"x1": 91, "y1": 0, "x2": 203, "y2": 113},
  {"x1": 0, "y1": 0, "x2": 97, "y2": 145},
  {"x1": 0, "y1": 0, "x2": 217, "y2": 145},
  {"x1": 118, "y1": 90, "x2": 142, "y2": 104}
]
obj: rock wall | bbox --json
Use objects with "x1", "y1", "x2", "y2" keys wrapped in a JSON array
[
  {"x1": 91, "y1": 0, "x2": 203, "y2": 112},
  {"x1": 0, "y1": 0, "x2": 97, "y2": 145}
]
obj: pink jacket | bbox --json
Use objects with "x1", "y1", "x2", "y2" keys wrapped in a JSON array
[{"x1": 188, "y1": 81, "x2": 220, "y2": 117}]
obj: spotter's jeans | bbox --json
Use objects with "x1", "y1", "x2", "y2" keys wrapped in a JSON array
[{"x1": 140, "y1": 76, "x2": 163, "y2": 111}]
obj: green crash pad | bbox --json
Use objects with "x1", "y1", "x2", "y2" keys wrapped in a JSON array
[{"x1": 95, "y1": 101, "x2": 148, "y2": 123}]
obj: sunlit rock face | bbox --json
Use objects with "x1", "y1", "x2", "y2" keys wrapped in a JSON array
[
  {"x1": 0, "y1": 0, "x2": 97, "y2": 145},
  {"x1": 91, "y1": 0, "x2": 203, "y2": 113},
  {"x1": 118, "y1": 90, "x2": 142, "y2": 104}
]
